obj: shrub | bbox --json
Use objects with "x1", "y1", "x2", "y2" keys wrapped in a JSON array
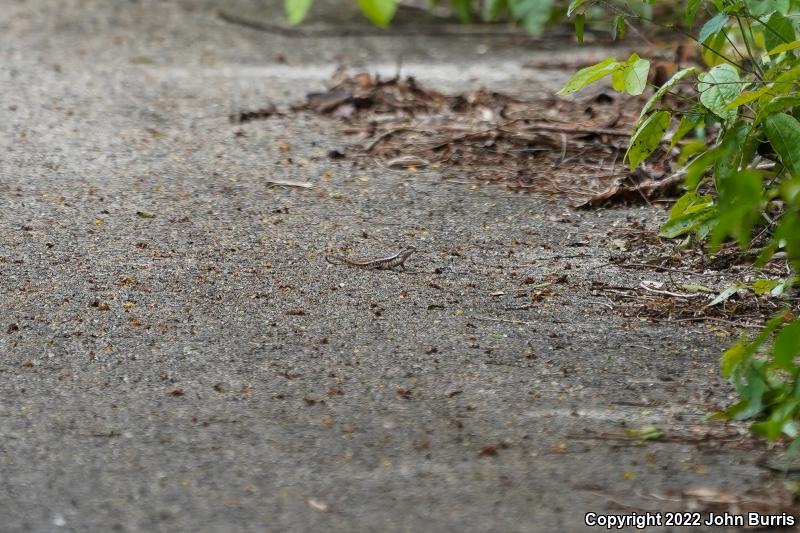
[
  {"x1": 559, "y1": 0, "x2": 800, "y2": 453},
  {"x1": 284, "y1": 0, "x2": 559, "y2": 33}
]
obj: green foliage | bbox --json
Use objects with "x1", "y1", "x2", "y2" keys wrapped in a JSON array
[
  {"x1": 697, "y1": 12, "x2": 728, "y2": 43},
  {"x1": 283, "y1": 0, "x2": 397, "y2": 26},
  {"x1": 658, "y1": 191, "x2": 715, "y2": 238},
  {"x1": 640, "y1": 68, "x2": 696, "y2": 118},
  {"x1": 685, "y1": 0, "x2": 701, "y2": 26},
  {"x1": 612, "y1": 15, "x2": 625, "y2": 40},
  {"x1": 509, "y1": 0, "x2": 555, "y2": 33},
  {"x1": 450, "y1": 0, "x2": 474, "y2": 21},
  {"x1": 483, "y1": 0, "x2": 509, "y2": 20},
  {"x1": 697, "y1": 64, "x2": 741, "y2": 122},
  {"x1": 356, "y1": 0, "x2": 398, "y2": 27},
  {"x1": 283, "y1": 0, "x2": 556, "y2": 33},
  {"x1": 556, "y1": 53, "x2": 651, "y2": 96},
  {"x1": 556, "y1": 58, "x2": 622, "y2": 95},
  {"x1": 285, "y1": 0, "x2": 313, "y2": 24},
  {"x1": 717, "y1": 313, "x2": 800, "y2": 442},
  {"x1": 561, "y1": 0, "x2": 800, "y2": 450},
  {"x1": 627, "y1": 110, "x2": 670, "y2": 169},
  {"x1": 769, "y1": 41, "x2": 800, "y2": 55},
  {"x1": 612, "y1": 53, "x2": 651, "y2": 95},
  {"x1": 765, "y1": 113, "x2": 800, "y2": 178},
  {"x1": 762, "y1": 12, "x2": 795, "y2": 54},
  {"x1": 574, "y1": 13, "x2": 586, "y2": 43}
]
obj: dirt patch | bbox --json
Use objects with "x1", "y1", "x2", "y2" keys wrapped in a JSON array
[{"x1": 234, "y1": 70, "x2": 683, "y2": 202}]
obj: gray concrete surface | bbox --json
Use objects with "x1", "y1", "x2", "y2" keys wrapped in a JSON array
[{"x1": 0, "y1": 1, "x2": 795, "y2": 532}]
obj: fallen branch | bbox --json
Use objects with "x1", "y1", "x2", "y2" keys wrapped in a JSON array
[{"x1": 576, "y1": 169, "x2": 686, "y2": 208}]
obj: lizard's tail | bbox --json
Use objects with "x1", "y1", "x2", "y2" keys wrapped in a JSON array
[{"x1": 325, "y1": 255, "x2": 345, "y2": 265}]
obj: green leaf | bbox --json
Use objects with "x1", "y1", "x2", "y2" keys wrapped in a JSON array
[
  {"x1": 707, "y1": 284, "x2": 744, "y2": 307},
  {"x1": 735, "y1": 364, "x2": 768, "y2": 420},
  {"x1": 695, "y1": 218, "x2": 716, "y2": 240},
  {"x1": 556, "y1": 58, "x2": 620, "y2": 96},
  {"x1": 713, "y1": 121, "x2": 751, "y2": 183},
  {"x1": 685, "y1": 147, "x2": 722, "y2": 188},
  {"x1": 612, "y1": 15, "x2": 625, "y2": 40},
  {"x1": 753, "y1": 399, "x2": 800, "y2": 439},
  {"x1": 611, "y1": 68, "x2": 625, "y2": 93},
  {"x1": 285, "y1": 0, "x2": 313, "y2": 24},
  {"x1": 574, "y1": 13, "x2": 585, "y2": 44},
  {"x1": 774, "y1": 320, "x2": 800, "y2": 372},
  {"x1": 746, "y1": 0, "x2": 790, "y2": 16},
  {"x1": 771, "y1": 278, "x2": 794, "y2": 296},
  {"x1": 751, "y1": 278, "x2": 780, "y2": 295},
  {"x1": 756, "y1": 235, "x2": 781, "y2": 267},
  {"x1": 768, "y1": 40, "x2": 800, "y2": 56},
  {"x1": 640, "y1": 67, "x2": 696, "y2": 119},
  {"x1": 686, "y1": 0, "x2": 701, "y2": 27},
  {"x1": 670, "y1": 112, "x2": 702, "y2": 148},
  {"x1": 713, "y1": 398, "x2": 751, "y2": 420},
  {"x1": 357, "y1": 0, "x2": 398, "y2": 27},
  {"x1": 698, "y1": 13, "x2": 728, "y2": 43},
  {"x1": 566, "y1": 0, "x2": 586, "y2": 17},
  {"x1": 669, "y1": 191, "x2": 714, "y2": 217},
  {"x1": 509, "y1": 0, "x2": 554, "y2": 34},
  {"x1": 756, "y1": 95, "x2": 800, "y2": 125},
  {"x1": 772, "y1": 65, "x2": 800, "y2": 95},
  {"x1": 722, "y1": 87, "x2": 767, "y2": 111},
  {"x1": 450, "y1": 0, "x2": 472, "y2": 22},
  {"x1": 783, "y1": 179, "x2": 800, "y2": 205},
  {"x1": 679, "y1": 139, "x2": 708, "y2": 165},
  {"x1": 753, "y1": 94, "x2": 800, "y2": 126},
  {"x1": 660, "y1": 192, "x2": 716, "y2": 238},
  {"x1": 721, "y1": 339, "x2": 748, "y2": 377},
  {"x1": 776, "y1": 212, "x2": 800, "y2": 268},
  {"x1": 765, "y1": 113, "x2": 800, "y2": 179},
  {"x1": 659, "y1": 206, "x2": 716, "y2": 237},
  {"x1": 483, "y1": 0, "x2": 508, "y2": 20},
  {"x1": 620, "y1": 54, "x2": 650, "y2": 96},
  {"x1": 698, "y1": 64, "x2": 742, "y2": 122},
  {"x1": 762, "y1": 12, "x2": 796, "y2": 55},
  {"x1": 752, "y1": 417, "x2": 787, "y2": 440},
  {"x1": 701, "y1": 31, "x2": 729, "y2": 67},
  {"x1": 711, "y1": 168, "x2": 763, "y2": 249},
  {"x1": 626, "y1": 110, "x2": 671, "y2": 169}
]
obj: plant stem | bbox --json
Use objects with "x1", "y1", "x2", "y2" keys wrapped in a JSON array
[{"x1": 735, "y1": 15, "x2": 765, "y2": 80}]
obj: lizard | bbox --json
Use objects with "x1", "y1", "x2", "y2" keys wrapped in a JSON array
[{"x1": 325, "y1": 246, "x2": 416, "y2": 271}]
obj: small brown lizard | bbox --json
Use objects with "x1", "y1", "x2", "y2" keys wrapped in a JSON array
[{"x1": 325, "y1": 246, "x2": 416, "y2": 271}]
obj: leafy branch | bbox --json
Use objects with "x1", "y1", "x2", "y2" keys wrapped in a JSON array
[{"x1": 560, "y1": 0, "x2": 800, "y2": 455}]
